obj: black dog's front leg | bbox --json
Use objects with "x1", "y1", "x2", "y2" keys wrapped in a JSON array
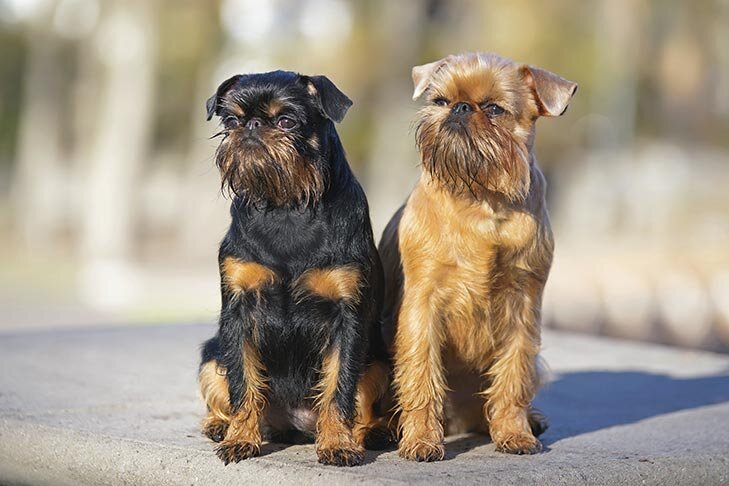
[
  {"x1": 212, "y1": 292, "x2": 267, "y2": 464},
  {"x1": 315, "y1": 303, "x2": 368, "y2": 466},
  {"x1": 213, "y1": 257, "x2": 276, "y2": 464}
]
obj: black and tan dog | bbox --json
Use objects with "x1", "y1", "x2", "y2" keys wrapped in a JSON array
[
  {"x1": 198, "y1": 71, "x2": 389, "y2": 467},
  {"x1": 379, "y1": 52, "x2": 577, "y2": 461}
]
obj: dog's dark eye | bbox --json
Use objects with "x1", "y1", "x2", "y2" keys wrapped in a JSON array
[
  {"x1": 276, "y1": 117, "x2": 297, "y2": 130},
  {"x1": 223, "y1": 116, "x2": 240, "y2": 129},
  {"x1": 482, "y1": 103, "x2": 506, "y2": 117},
  {"x1": 433, "y1": 98, "x2": 449, "y2": 107}
]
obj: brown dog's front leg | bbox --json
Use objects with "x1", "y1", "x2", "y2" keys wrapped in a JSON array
[
  {"x1": 394, "y1": 290, "x2": 447, "y2": 462},
  {"x1": 484, "y1": 281, "x2": 544, "y2": 455}
]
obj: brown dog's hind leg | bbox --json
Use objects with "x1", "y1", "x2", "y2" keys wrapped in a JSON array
[{"x1": 528, "y1": 406, "x2": 549, "y2": 437}]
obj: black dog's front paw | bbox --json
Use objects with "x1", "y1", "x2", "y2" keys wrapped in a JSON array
[
  {"x1": 317, "y1": 446, "x2": 364, "y2": 467},
  {"x1": 363, "y1": 424, "x2": 397, "y2": 450},
  {"x1": 215, "y1": 440, "x2": 261, "y2": 464}
]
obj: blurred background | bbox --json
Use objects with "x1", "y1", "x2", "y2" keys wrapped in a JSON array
[{"x1": 0, "y1": 0, "x2": 728, "y2": 352}]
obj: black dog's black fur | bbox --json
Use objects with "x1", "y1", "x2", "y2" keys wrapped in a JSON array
[{"x1": 199, "y1": 71, "x2": 385, "y2": 465}]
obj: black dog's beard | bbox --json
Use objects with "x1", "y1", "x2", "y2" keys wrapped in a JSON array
[
  {"x1": 416, "y1": 117, "x2": 530, "y2": 202},
  {"x1": 215, "y1": 135, "x2": 325, "y2": 208}
]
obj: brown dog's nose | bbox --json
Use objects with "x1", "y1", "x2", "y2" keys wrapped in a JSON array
[
  {"x1": 246, "y1": 117, "x2": 263, "y2": 131},
  {"x1": 452, "y1": 102, "x2": 471, "y2": 115}
]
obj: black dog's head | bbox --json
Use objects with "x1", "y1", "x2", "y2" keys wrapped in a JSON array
[{"x1": 206, "y1": 70, "x2": 352, "y2": 207}]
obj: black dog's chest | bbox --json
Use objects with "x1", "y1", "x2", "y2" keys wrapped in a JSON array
[{"x1": 240, "y1": 208, "x2": 331, "y2": 264}]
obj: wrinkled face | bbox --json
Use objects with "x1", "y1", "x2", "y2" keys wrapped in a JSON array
[
  {"x1": 209, "y1": 71, "x2": 334, "y2": 207},
  {"x1": 413, "y1": 52, "x2": 576, "y2": 201}
]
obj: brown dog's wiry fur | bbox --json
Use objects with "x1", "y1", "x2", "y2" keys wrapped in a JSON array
[{"x1": 379, "y1": 52, "x2": 576, "y2": 461}]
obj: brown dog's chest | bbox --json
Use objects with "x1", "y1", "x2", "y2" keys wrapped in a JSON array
[{"x1": 399, "y1": 183, "x2": 544, "y2": 368}]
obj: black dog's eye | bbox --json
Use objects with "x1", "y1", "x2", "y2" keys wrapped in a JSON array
[
  {"x1": 223, "y1": 116, "x2": 240, "y2": 129},
  {"x1": 482, "y1": 103, "x2": 506, "y2": 117},
  {"x1": 433, "y1": 98, "x2": 449, "y2": 107},
  {"x1": 276, "y1": 117, "x2": 297, "y2": 130}
]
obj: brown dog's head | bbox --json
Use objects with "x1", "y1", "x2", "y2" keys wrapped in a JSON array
[
  {"x1": 412, "y1": 52, "x2": 577, "y2": 201},
  {"x1": 206, "y1": 70, "x2": 352, "y2": 207}
]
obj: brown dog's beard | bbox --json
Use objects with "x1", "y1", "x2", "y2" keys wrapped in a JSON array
[
  {"x1": 215, "y1": 131, "x2": 325, "y2": 208},
  {"x1": 415, "y1": 109, "x2": 530, "y2": 202}
]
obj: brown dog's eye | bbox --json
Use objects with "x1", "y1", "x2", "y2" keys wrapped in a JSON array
[
  {"x1": 276, "y1": 117, "x2": 297, "y2": 130},
  {"x1": 223, "y1": 116, "x2": 241, "y2": 129},
  {"x1": 482, "y1": 103, "x2": 506, "y2": 117},
  {"x1": 433, "y1": 98, "x2": 449, "y2": 107}
]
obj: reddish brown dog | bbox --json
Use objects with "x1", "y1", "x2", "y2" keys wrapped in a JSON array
[{"x1": 379, "y1": 52, "x2": 577, "y2": 461}]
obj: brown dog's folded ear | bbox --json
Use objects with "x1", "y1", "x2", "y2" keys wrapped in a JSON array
[
  {"x1": 206, "y1": 74, "x2": 244, "y2": 121},
  {"x1": 411, "y1": 60, "x2": 443, "y2": 100},
  {"x1": 306, "y1": 75, "x2": 353, "y2": 123},
  {"x1": 522, "y1": 66, "x2": 577, "y2": 117}
]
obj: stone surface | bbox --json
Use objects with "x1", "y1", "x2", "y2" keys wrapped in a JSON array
[{"x1": 1, "y1": 323, "x2": 728, "y2": 485}]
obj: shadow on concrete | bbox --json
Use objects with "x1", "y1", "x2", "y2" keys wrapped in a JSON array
[
  {"x1": 444, "y1": 370, "x2": 729, "y2": 459},
  {"x1": 538, "y1": 370, "x2": 729, "y2": 444}
]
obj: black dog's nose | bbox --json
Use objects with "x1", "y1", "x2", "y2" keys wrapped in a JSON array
[
  {"x1": 452, "y1": 102, "x2": 472, "y2": 115},
  {"x1": 246, "y1": 117, "x2": 263, "y2": 131}
]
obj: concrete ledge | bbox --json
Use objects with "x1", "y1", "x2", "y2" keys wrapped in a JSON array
[{"x1": 1, "y1": 324, "x2": 728, "y2": 485}]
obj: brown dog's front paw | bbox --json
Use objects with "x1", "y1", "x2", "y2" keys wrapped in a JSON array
[
  {"x1": 399, "y1": 441, "x2": 445, "y2": 462},
  {"x1": 215, "y1": 440, "x2": 261, "y2": 464},
  {"x1": 495, "y1": 433, "x2": 542, "y2": 455},
  {"x1": 317, "y1": 445, "x2": 365, "y2": 467}
]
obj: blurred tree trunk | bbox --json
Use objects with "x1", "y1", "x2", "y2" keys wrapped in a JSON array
[
  {"x1": 78, "y1": 0, "x2": 156, "y2": 308},
  {"x1": 179, "y1": 61, "x2": 231, "y2": 260},
  {"x1": 591, "y1": 0, "x2": 642, "y2": 151},
  {"x1": 11, "y1": 3, "x2": 65, "y2": 251},
  {"x1": 363, "y1": 0, "x2": 430, "y2": 236}
]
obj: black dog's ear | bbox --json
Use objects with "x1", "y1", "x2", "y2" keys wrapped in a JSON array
[
  {"x1": 206, "y1": 74, "x2": 243, "y2": 121},
  {"x1": 306, "y1": 75, "x2": 353, "y2": 123}
]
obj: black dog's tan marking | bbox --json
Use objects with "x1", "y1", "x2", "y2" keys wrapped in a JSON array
[
  {"x1": 198, "y1": 70, "x2": 389, "y2": 467},
  {"x1": 221, "y1": 257, "x2": 277, "y2": 296},
  {"x1": 265, "y1": 99, "x2": 285, "y2": 118},
  {"x1": 294, "y1": 266, "x2": 361, "y2": 305}
]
